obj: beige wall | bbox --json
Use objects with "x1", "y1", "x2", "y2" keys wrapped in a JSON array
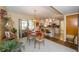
[
  {"x1": 7, "y1": 11, "x2": 64, "y2": 39},
  {"x1": 7, "y1": 11, "x2": 33, "y2": 39}
]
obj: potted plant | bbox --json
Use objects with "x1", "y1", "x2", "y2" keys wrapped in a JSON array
[{"x1": 0, "y1": 40, "x2": 20, "y2": 52}]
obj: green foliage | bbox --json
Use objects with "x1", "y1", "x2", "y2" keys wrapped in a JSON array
[
  {"x1": 0, "y1": 40, "x2": 18, "y2": 52},
  {"x1": 11, "y1": 28, "x2": 17, "y2": 34}
]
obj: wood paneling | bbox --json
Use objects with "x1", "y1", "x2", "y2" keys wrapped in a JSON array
[{"x1": 66, "y1": 14, "x2": 78, "y2": 35}]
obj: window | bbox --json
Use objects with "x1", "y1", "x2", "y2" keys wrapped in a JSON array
[
  {"x1": 28, "y1": 20, "x2": 34, "y2": 30},
  {"x1": 22, "y1": 20, "x2": 27, "y2": 30}
]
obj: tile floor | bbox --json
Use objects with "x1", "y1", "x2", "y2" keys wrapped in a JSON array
[{"x1": 19, "y1": 37, "x2": 76, "y2": 52}]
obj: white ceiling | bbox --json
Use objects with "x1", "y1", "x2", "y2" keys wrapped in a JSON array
[
  {"x1": 6, "y1": 6, "x2": 63, "y2": 19},
  {"x1": 6, "y1": 6, "x2": 79, "y2": 18},
  {"x1": 54, "y1": 6, "x2": 79, "y2": 15}
]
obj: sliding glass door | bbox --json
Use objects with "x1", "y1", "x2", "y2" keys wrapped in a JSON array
[{"x1": 19, "y1": 19, "x2": 35, "y2": 38}]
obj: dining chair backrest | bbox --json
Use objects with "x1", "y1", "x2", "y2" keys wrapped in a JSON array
[
  {"x1": 27, "y1": 30, "x2": 32, "y2": 36},
  {"x1": 36, "y1": 31, "x2": 42, "y2": 36},
  {"x1": 35, "y1": 30, "x2": 44, "y2": 40}
]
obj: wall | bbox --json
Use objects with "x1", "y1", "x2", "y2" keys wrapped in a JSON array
[
  {"x1": 60, "y1": 20, "x2": 64, "y2": 41},
  {"x1": 7, "y1": 11, "x2": 33, "y2": 39}
]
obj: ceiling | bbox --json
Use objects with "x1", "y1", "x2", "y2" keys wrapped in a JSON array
[
  {"x1": 54, "y1": 6, "x2": 79, "y2": 15},
  {"x1": 6, "y1": 6, "x2": 79, "y2": 19},
  {"x1": 6, "y1": 6, "x2": 63, "y2": 19}
]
